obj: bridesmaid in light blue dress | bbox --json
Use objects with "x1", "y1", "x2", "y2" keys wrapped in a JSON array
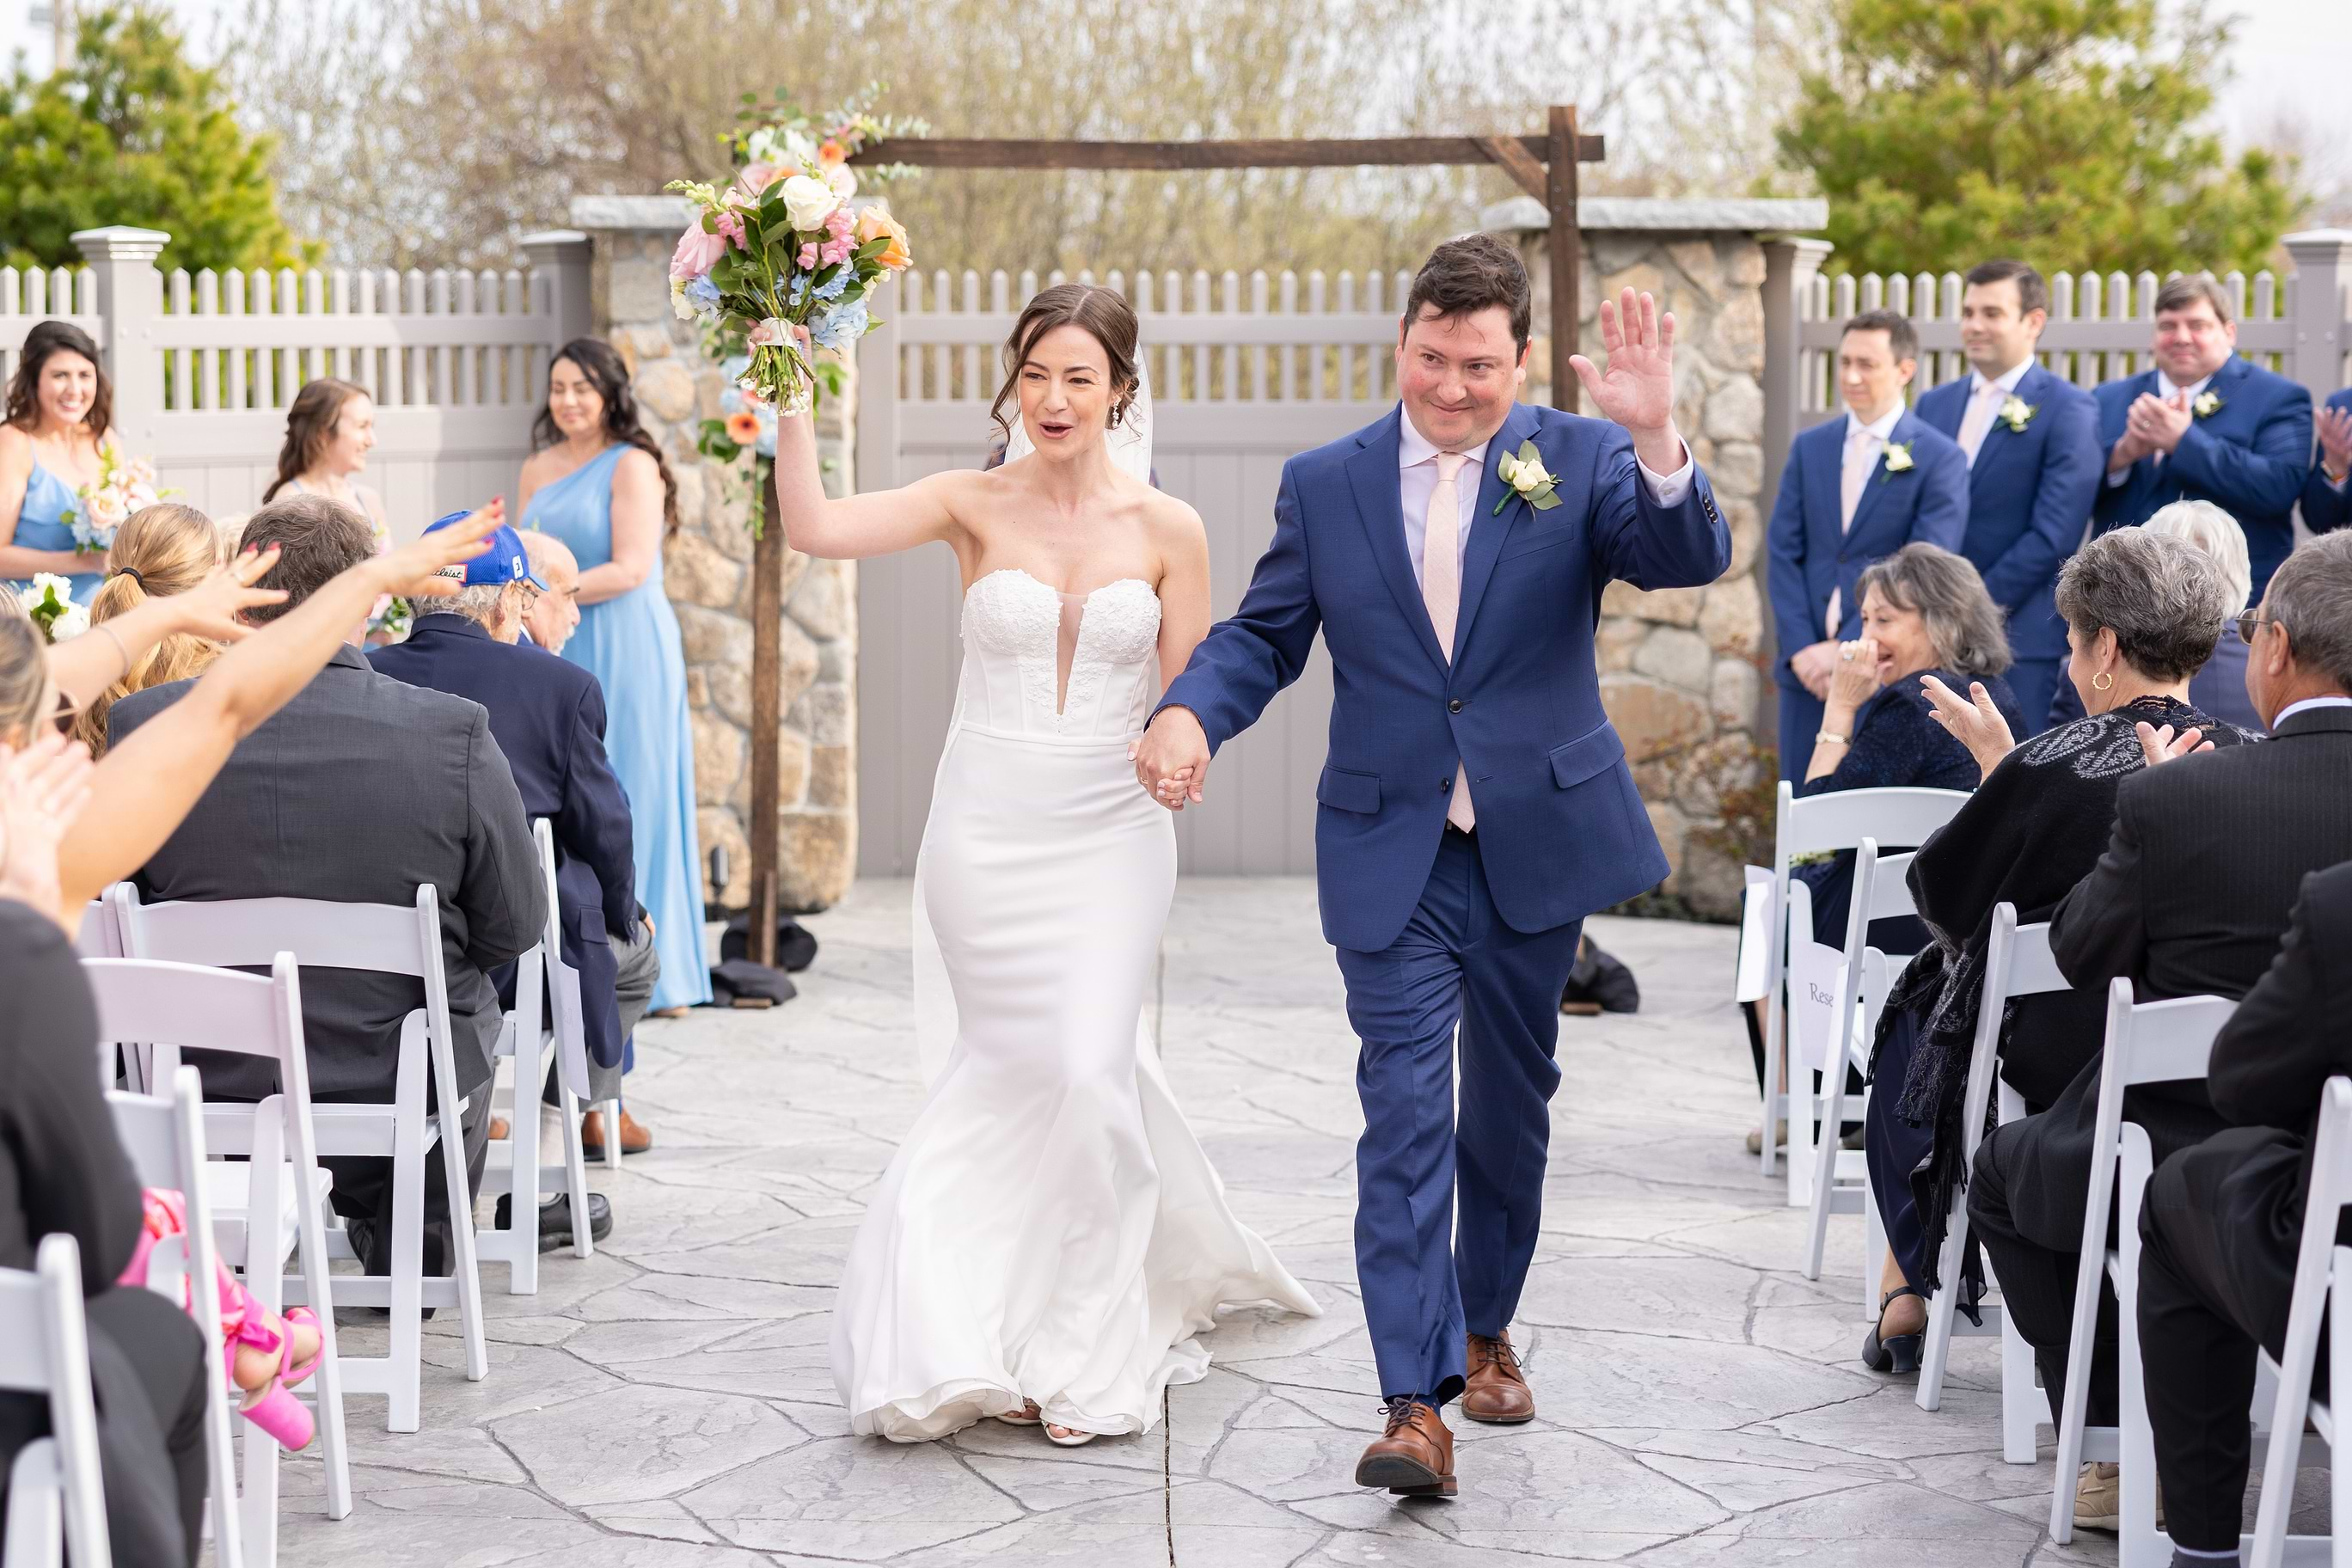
[
  {"x1": 520, "y1": 339, "x2": 712, "y2": 1014},
  {"x1": 3, "y1": 322, "x2": 115, "y2": 604}
]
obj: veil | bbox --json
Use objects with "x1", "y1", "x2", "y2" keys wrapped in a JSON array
[{"x1": 1001, "y1": 358, "x2": 1155, "y2": 482}]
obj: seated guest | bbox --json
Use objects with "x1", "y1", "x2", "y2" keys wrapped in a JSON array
[
  {"x1": 371, "y1": 511, "x2": 658, "y2": 1234},
  {"x1": 2308, "y1": 389, "x2": 2350, "y2": 536},
  {"x1": 0, "y1": 511, "x2": 502, "y2": 1564},
  {"x1": 1967, "y1": 530, "x2": 2352, "y2": 1528},
  {"x1": 2092, "y1": 276, "x2": 2312, "y2": 607},
  {"x1": 113, "y1": 494, "x2": 544, "y2": 1286},
  {"x1": 1858, "y1": 529, "x2": 2250, "y2": 1374},
  {"x1": 72, "y1": 502, "x2": 226, "y2": 756},
  {"x1": 1767, "y1": 311, "x2": 1969, "y2": 781},
  {"x1": 521, "y1": 529, "x2": 582, "y2": 651},
  {"x1": 2043, "y1": 500, "x2": 2262, "y2": 732},
  {"x1": 2141, "y1": 860, "x2": 2352, "y2": 1568},
  {"x1": 1791, "y1": 542, "x2": 2023, "y2": 948}
]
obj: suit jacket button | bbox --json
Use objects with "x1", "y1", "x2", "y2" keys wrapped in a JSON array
[
  {"x1": 1440, "y1": 777, "x2": 1452, "y2": 792},
  {"x1": 1447, "y1": 698, "x2": 1464, "y2": 714}
]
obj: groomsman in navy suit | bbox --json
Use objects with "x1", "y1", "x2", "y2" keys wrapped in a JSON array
[
  {"x1": 2306, "y1": 388, "x2": 2352, "y2": 536},
  {"x1": 1766, "y1": 309, "x2": 1968, "y2": 781},
  {"x1": 2092, "y1": 274, "x2": 2313, "y2": 603},
  {"x1": 1914, "y1": 260, "x2": 2102, "y2": 726}
]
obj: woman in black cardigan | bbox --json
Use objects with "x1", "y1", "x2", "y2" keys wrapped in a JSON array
[{"x1": 1858, "y1": 527, "x2": 2253, "y2": 1375}]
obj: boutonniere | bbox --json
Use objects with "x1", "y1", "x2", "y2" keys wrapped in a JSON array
[
  {"x1": 1998, "y1": 395, "x2": 2037, "y2": 434},
  {"x1": 2192, "y1": 390, "x2": 2223, "y2": 420},
  {"x1": 1493, "y1": 441, "x2": 1564, "y2": 515},
  {"x1": 1877, "y1": 441, "x2": 1915, "y2": 478}
]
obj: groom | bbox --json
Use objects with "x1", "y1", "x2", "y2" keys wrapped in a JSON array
[{"x1": 1135, "y1": 234, "x2": 1729, "y2": 1495}]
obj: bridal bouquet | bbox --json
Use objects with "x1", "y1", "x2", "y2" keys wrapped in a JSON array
[
  {"x1": 16, "y1": 574, "x2": 89, "y2": 643},
  {"x1": 665, "y1": 87, "x2": 921, "y2": 419},
  {"x1": 59, "y1": 441, "x2": 170, "y2": 551}
]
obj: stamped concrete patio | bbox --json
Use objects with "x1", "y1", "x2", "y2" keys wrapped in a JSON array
[{"x1": 281, "y1": 877, "x2": 2117, "y2": 1568}]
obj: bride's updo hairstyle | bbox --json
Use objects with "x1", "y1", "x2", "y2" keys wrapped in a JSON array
[{"x1": 988, "y1": 284, "x2": 1143, "y2": 446}]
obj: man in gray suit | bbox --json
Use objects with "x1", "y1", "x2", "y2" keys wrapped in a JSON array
[{"x1": 113, "y1": 493, "x2": 546, "y2": 1281}]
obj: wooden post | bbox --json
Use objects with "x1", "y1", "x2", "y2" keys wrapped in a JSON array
[
  {"x1": 1547, "y1": 106, "x2": 1580, "y2": 413},
  {"x1": 748, "y1": 471, "x2": 783, "y2": 969}
]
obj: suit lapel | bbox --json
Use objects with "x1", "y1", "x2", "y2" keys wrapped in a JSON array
[
  {"x1": 1920, "y1": 381, "x2": 1966, "y2": 443},
  {"x1": 1346, "y1": 411, "x2": 1450, "y2": 671},
  {"x1": 1454, "y1": 403, "x2": 1541, "y2": 661},
  {"x1": 1969, "y1": 367, "x2": 2037, "y2": 473},
  {"x1": 1843, "y1": 410, "x2": 1911, "y2": 543},
  {"x1": 1804, "y1": 420, "x2": 1843, "y2": 562}
]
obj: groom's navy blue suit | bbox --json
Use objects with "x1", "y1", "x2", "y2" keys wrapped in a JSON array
[{"x1": 1157, "y1": 401, "x2": 1729, "y2": 1405}]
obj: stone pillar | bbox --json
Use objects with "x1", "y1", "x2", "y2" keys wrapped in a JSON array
[
  {"x1": 1482, "y1": 195, "x2": 1827, "y2": 919},
  {"x1": 569, "y1": 196, "x2": 859, "y2": 912}
]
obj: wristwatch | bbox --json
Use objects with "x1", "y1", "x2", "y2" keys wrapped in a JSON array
[{"x1": 1816, "y1": 730, "x2": 1850, "y2": 746}]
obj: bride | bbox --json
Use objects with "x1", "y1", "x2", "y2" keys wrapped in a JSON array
[{"x1": 774, "y1": 284, "x2": 1319, "y2": 1446}]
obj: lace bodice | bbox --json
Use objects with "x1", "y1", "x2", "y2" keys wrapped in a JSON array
[{"x1": 956, "y1": 568, "x2": 1162, "y2": 740}]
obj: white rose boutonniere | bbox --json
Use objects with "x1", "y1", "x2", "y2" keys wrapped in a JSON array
[
  {"x1": 1878, "y1": 441, "x2": 1915, "y2": 478},
  {"x1": 1493, "y1": 441, "x2": 1564, "y2": 515},
  {"x1": 2192, "y1": 390, "x2": 2223, "y2": 420},
  {"x1": 1998, "y1": 395, "x2": 2037, "y2": 434}
]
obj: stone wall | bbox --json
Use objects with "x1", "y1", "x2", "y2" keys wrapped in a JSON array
[
  {"x1": 572, "y1": 196, "x2": 859, "y2": 913},
  {"x1": 1485, "y1": 197, "x2": 1826, "y2": 919}
]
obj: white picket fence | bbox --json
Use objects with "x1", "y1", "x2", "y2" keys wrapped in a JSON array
[{"x1": 0, "y1": 227, "x2": 593, "y2": 535}]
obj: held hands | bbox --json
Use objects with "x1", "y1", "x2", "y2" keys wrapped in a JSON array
[
  {"x1": 1790, "y1": 640, "x2": 1842, "y2": 702},
  {"x1": 1825, "y1": 638, "x2": 1883, "y2": 710},
  {"x1": 376, "y1": 499, "x2": 505, "y2": 597},
  {"x1": 1920, "y1": 675, "x2": 2017, "y2": 780},
  {"x1": 2124, "y1": 392, "x2": 2193, "y2": 458},
  {"x1": 2134, "y1": 721, "x2": 2213, "y2": 769},
  {"x1": 1570, "y1": 288, "x2": 1684, "y2": 471},
  {"x1": 1131, "y1": 707, "x2": 1209, "y2": 812},
  {"x1": 2319, "y1": 405, "x2": 2352, "y2": 481}
]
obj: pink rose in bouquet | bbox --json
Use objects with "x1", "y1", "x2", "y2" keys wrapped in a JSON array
[{"x1": 671, "y1": 223, "x2": 725, "y2": 282}]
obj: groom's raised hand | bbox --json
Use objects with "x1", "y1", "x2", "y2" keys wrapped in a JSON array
[
  {"x1": 1570, "y1": 288, "x2": 1687, "y2": 475},
  {"x1": 1131, "y1": 706, "x2": 1210, "y2": 812}
]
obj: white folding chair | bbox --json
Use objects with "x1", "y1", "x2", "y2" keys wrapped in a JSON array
[
  {"x1": 103, "y1": 1065, "x2": 246, "y2": 1568},
  {"x1": 85, "y1": 958, "x2": 353, "y2": 1567},
  {"x1": 1759, "y1": 781, "x2": 1970, "y2": 1188},
  {"x1": 2248, "y1": 1075, "x2": 2352, "y2": 1568},
  {"x1": 480, "y1": 819, "x2": 598, "y2": 1286},
  {"x1": 1798, "y1": 843, "x2": 1912, "y2": 1318},
  {"x1": 2049, "y1": 979, "x2": 2240, "y2": 1563},
  {"x1": 110, "y1": 884, "x2": 489, "y2": 1435},
  {"x1": 1916, "y1": 904, "x2": 2060, "y2": 1463},
  {"x1": 75, "y1": 898, "x2": 120, "y2": 960},
  {"x1": 0, "y1": 1235, "x2": 107, "y2": 1568}
]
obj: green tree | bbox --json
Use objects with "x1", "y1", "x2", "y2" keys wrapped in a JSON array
[
  {"x1": 1778, "y1": 0, "x2": 2300, "y2": 277},
  {"x1": 0, "y1": 5, "x2": 305, "y2": 273}
]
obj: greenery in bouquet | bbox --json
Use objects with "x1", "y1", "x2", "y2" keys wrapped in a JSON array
[
  {"x1": 665, "y1": 84, "x2": 919, "y2": 422},
  {"x1": 16, "y1": 574, "x2": 89, "y2": 643}
]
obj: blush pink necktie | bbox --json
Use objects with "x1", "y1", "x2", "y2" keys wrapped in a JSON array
[
  {"x1": 1957, "y1": 379, "x2": 2004, "y2": 464},
  {"x1": 1423, "y1": 451, "x2": 1475, "y2": 833}
]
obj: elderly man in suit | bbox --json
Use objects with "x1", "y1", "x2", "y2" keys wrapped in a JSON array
[
  {"x1": 113, "y1": 493, "x2": 545, "y2": 1283},
  {"x1": 2092, "y1": 274, "x2": 2314, "y2": 605},
  {"x1": 520, "y1": 529, "x2": 584, "y2": 652},
  {"x1": 2306, "y1": 388, "x2": 2352, "y2": 538},
  {"x1": 371, "y1": 512, "x2": 660, "y2": 1244},
  {"x1": 1968, "y1": 530, "x2": 2352, "y2": 1529},
  {"x1": 1767, "y1": 309, "x2": 1969, "y2": 781},
  {"x1": 1914, "y1": 260, "x2": 2103, "y2": 726}
]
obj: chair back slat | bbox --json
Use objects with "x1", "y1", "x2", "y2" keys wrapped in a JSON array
[
  {"x1": 2116, "y1": 992, "x2": 2239, "y2": 1087},
  {"x1": 119, "y1": 886, "x2": 435, "y2": 977},
  {"x1": 1780, "y1": 787, "x2": 1969, "y2": 859},
  {"x1": 83, "y1": 959, "x2": 283, "y2": 1061},
  {"x1": 76, "y1": 897, "x2": 120, "y2": 959},
  {"x1": 2006, "y1": 917, "x2": 2067, "y2": 997},
  {"x1": 1863, "y1": 850, "x2": 1920, "y2": 923}
]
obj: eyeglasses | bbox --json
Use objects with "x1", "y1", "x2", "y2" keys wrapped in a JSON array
[{"x1": 2237, "y1": 610, "x2": 2272, "y2": 646}]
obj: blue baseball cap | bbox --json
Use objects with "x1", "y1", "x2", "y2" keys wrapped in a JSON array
[{"x1": 423, "y1": 511, "x2": 547, "y2": 591}]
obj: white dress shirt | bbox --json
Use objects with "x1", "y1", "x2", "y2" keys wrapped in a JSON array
[
  {"x1": 1397, "y1": 406, "x2": 1695, "y2": 588},
  {"x1": 1957, "y1": 358, "x2": 2034, "y2": 464},
  {"x1": 2274, "y1": 695, "x2": 2352, "y2": 729},
  {"x1": 2106, "y1": 368, "x2": 2218, "y2": 487},
  {"x1": 1823, "y1": 404, "x2": 1907, "y2": 638}
]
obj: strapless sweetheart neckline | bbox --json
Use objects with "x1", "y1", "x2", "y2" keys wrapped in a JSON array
[{"x1": 965, "y1": 567, "x2": 1154, "y2": 602}]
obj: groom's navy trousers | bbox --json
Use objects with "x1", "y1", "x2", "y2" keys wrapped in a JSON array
[{"x1": 1158, "y1": 400, "x2": 1728, "y2": 1406}]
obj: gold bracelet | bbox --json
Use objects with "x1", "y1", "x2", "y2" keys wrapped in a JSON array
[{"x1": 94, "y1": 621, "x2": 132, "y2": 683}]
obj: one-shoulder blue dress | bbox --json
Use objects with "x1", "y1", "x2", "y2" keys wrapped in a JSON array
[
  {"x1": 524, "y1": 444, "x2": 713, "y2": 1012},
  {"x1": 8, "y1": 462, "x2": 101, "y2": 604}
]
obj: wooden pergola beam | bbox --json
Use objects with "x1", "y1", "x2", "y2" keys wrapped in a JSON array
[{"x1": 848, "y1": 133, "x2": 1606, "y2": 171}]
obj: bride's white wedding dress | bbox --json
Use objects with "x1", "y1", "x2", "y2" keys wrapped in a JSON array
[{"x1": 830, "y1": 566, "x2": 1320, "y2": 1442}]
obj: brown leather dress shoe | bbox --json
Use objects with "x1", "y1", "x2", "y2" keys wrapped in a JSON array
[
  {"x1": 1354, "y1": 1399, "x2": 1456, "y2": 1497},
  {"x1": 582, "y1": 1107, "x2": 652, "y2": 1157},
  {"x1": 1461, "y1": 1330, "x2": 1535, "y2": 1424}
]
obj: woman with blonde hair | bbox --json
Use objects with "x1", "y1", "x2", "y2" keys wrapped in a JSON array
[{"x1": 73, "y1": 503, "x2": 224, "y2": 755}]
